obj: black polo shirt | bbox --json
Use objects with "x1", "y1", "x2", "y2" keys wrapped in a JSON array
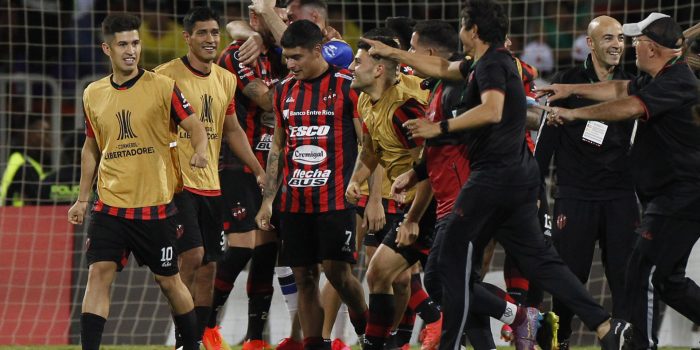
[
  {"x1": 627, "y1": 57, "x2": 700, "y2": 219},
  {"x1": 535, "y1": 54, "x2": 637, "y2": 200},
  {"x1": 456, "y1": 45, "x2": 539, "y2": 188}
]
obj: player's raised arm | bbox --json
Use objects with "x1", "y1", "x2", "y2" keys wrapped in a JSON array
[{"x1": 361, "y1": 37, "x2": 464, "y2": 81}]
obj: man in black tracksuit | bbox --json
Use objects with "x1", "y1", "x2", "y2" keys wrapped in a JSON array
[
  {"x1": 534, "y1": 16, "x2": 638, "y2": 348},
  {"x1": 541, "y1": 13, "x2": 700, "y2": 350}
]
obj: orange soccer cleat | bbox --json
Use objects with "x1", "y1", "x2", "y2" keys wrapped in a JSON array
[
  {"x1": 276, "y1": 337, "x2": 304, "y2": 350},
  {"x1": 202, "y1": 326, "x2": 232, "y2": 350},
  {"x1": 243, "y1": 339, "x2": 274, "y2": 350},
  {"x1": 419, "y1": 314, "x2": 443, "y2": 350}
]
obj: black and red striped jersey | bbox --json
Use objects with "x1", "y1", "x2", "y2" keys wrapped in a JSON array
[
  {"x1": 217, "y1": 40, "x2": 280, "y2": 173},
  {"x1": 273, "y1": 65, "x2": 359, "y2": 213}
]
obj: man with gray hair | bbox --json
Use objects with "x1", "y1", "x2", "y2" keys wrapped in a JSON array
[{"x1": 539, "y1": 12, "x2": 700, "y2": 349}]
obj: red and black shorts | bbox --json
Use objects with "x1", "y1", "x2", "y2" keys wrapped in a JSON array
[
  {"x1": 85, "y1": 211, "x2": 180, "y2": 276},
  {"x1": 173, "y1": 190, "x2": 225, "y2": 263},
  {"x1": 221, "y1": 169, "x2": 266, "y2": 233},
  {"x1": 355, "y1": 196, "x2": 404, "y2": 247},
  {"x1": 278, "y1": 209, "x2": 356, "y2": 267}
]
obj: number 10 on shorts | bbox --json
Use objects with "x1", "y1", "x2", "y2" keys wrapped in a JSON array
[{"x1": 161, "y1": 246, "x2": 173, "y2": 267}]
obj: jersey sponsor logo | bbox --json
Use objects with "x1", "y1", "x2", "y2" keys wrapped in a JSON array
[
  {"x1": 556, "y1": 214, "x2": 567, "y2": 230},
  {"x1": 116, "y1": 109, "x2": 138, "y2": 140},
  {"x1": 287, "y1": 110, "x2": 335, "y2": 117},
  {"x1": 334, "y1": 72, "x2": 353, "y2": 81},
  {"x1": 231, "y1": 202, "x2": 247, "y2": 221},
  {"x1": 288, "y1": 168, "x2": 331, "y2": 187},
  {"x1": 286, "y1": 96, "x2": 295, "y2": 103},
  {"x1": 256, "y1": 133, "x2": 273, "y2": 151},
  {"x1": 292, "y1": 145, "x2": 327, "y2": 165},
  {"x1": 289, "y1": 125, "x2": 330, "y2": 138},
  {"x1": 200, "y1": 94, "x2": 214, "y2": 123}
]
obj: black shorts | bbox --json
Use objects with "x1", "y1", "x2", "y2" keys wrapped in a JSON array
[
  {"x1": 355, "y1": 196, "x2": 405, "y2": 247},
  {"x1": 221, "y1": 169, "x2": 262, "y2": 234},
  {"x1": 85, "y1": 212, "x2": 179, "y2": 276},
  {"x1": 381, "y1": 199, "x2": 437, "y2": 266},
  {"x1": 279, "y1": 209, "x2": 356, "y2": 267},
  {"x1": 173, "y1": 190, "x2": 225, "y2": 263}
]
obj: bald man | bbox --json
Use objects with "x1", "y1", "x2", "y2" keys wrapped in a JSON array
[{"x1": 533, "y1": 16, "x2": 638, "y2": 349}]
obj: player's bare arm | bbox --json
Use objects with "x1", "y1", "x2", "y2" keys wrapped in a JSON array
[
  {"x1": 226, "y1": 21, "x2": 264, "y2": 66},
  {"x1": 223, "y1": 113, "x2": 267, "y2": 186},
  {"x1": 346, "y1": 132, "x2": 379, "y2": 204},
  {"x1": 404, "y1": 89, "x2": 505, "y2": 139},
  {"x1": 68, "y1": 137, "x2": 100, "y2": 225},
  {"x1": 242, "y1": 79, "x2": 274, "y2": 112},
  {"x1": 249, "y1": 0, "x2": 287, "y2": 46},
  {"x1": 255, "y1": 124, "x2": 285, "y2": 231},
  {"x1": 362, "y1": 37, "x2": 464, "y2": 81},
  {"x1": 179, "y1": 114, "x2": 209, "y2": 168},
  {"x1": 536, "y1": 80, "x2": 630, "y2": 102},
  {"x1": 363, "y1": 164, "x2": 386, "y2": 232},
  {"x1": 396, "y1": 147, "x2": 433, "y2": 247}
]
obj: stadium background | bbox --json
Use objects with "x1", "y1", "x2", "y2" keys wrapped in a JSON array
[{"x1": 0, "y1": 0, "x2": 699, "y2": 347}]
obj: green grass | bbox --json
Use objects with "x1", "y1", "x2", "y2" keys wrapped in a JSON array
[{"x1": 0, "y1": 347, "x2": 611, "y2": 350}]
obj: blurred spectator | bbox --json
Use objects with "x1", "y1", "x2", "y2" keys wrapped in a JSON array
[
  {"x1": 385, "y1": 16, "x2": 416, "y2": 50},
  {"x1": 521, "y1": 40, "x2": 554, "y2": 75},
  {"x1": 572, "y1": 33, "x2": 590, "y2": 62},
  {"x1": 139, "y1": 1, "x2": 188, "y2": 69},
  {"x1": 1, "y1": 115, "x2": 52, "y2": 206}
]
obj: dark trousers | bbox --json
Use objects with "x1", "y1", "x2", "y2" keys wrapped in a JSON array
[
  {"x1": 551, "y1": 195, "x2": 639, "y2": 341},
  {"x1": 436, "y1": 184, "x2": 610, "y2": 350},
  {"x1": 625, "y1": 214, "x2": 700, "y2": 349}
]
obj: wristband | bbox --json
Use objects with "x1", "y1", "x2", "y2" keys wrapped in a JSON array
[
  {"x1": 412, "y1": 161, "x2": 429, "y2": 182},
  {"x1": 439, "y1": 120, "x2": 450, "y2": 134}
]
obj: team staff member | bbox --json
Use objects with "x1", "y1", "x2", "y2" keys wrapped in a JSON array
[
  {"x1": 255, "y1": 20, "x2": 368, "y2": 350},
  {"x1": 205, "y1": 3, "x2": 289, "y2": 350},
  {"x1": 155, "y1": 7, "x2": 267, "y2": 346},
  {"x1": 533, "y1": 16, "x2": 638, "y2": 349},
  {"x1": 362, "y1": 1, "x2": 632, "y2": 349},
  {"x1": 344, "y1": 28, "x2": 439, "y2": 350},
  {"x1": 539, "y1": 12, "x2": 700, "y2": 349},
  {"x1": 68, "y1": 13, "x2": 209, "y2": 350}
]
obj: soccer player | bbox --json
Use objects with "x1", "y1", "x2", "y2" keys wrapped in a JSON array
[
  {"x1": 68, "y1": 13, "x2": 208, "y2": 350},
  {"x1": 192, "y1": 4, "x2": 289, "y2": 350},
  {"x1": 343, "y1": 28, "x2": 435, "y2": 350},
  {"x1": 255, "y1": 20, "x2": 368, "y2": 350},
  {"x1": 362, "y1": 1, "x2": 632, "y2": 349},
  {"x1": 538, "y1": 12, "x2": 700, "y2": 350},
  {"x1": 533, "y1": 16, "x2": 638, "y2": 350},
  {"x1": 154, "y1": 7, "x2": 267, "y2": 348},
  {"x1": 230, "y1": 0, "x2": 353, "y2": 69}
]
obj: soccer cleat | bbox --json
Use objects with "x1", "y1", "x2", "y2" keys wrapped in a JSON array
[
  {"x1": 536, "y1": 311, "x2": 559, "y2": 350},
  {"x1": 419, "y1": 314, "x2": 442, "y2": 350},
  {"x1": 400, "y1": 344, "x2": 410, "y2": 350},
  {"x1": 511, "y1": 307, "x2": 542, "y2": 350},
  {"x1": 501, "y1": 324, "x2": 514, "y2": 342},
  {"x1": 331, "y1": 338, "x2": 351, "y2": 350},
  {"x1": 599, "y1": 319, "x2": 632, "y2": 350},
  {"x1": 202, "y1": 326, "x2": 232, "y2": 350},
  {"x1": 557, "y1": 339, "x2": 570, "y2": 350},
  {"x1": 243, "y1": 339, "x2": 274, "y2": 350},
  {"x1": 276, "y1": 337, "x2": 303, "y2": 350}
]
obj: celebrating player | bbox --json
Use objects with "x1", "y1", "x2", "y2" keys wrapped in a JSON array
[
  {"x1": 68, "y1": 13, "x2": 208, "y2": 350},
  {"x1": 255, "y1": 20, "x2": 368, "y2": 350}
]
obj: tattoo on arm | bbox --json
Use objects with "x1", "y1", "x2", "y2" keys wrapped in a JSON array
[
  {"x1": 263, "y1": 127, "x2": 286, "y2": 200},
  {"x1": 242, "y1": 79, "x2": 273, "y2": 111}
]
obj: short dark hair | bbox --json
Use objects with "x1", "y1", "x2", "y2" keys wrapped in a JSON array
[
  {"x1": 460, "y1": 0, "x2": 508, "y2": 46},
  {"x1": 386, "y1": 17, "x2": 417, "y2": 51},
  {"x1": 413, "y1": 20, "x2": 459, "y2": 53},
  {"x1": 101, "y1": 13, "x2": 141, "y2": 40},
  {"x1": 183, "y1": 7, "x2": 220, "y2": 34},
  {"x1": 281, "y1": 19, "x2": 323, "y2": 50},
  {"x1": 358, "y1": 27, "x2": 400, "y2": 55}
]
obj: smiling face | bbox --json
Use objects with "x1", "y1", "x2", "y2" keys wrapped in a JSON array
[
  {"x1": 348, "y1": 49, "x2": 379, "y2": 91},
  {"x1": 184, "y1": 19, "x2": 220, "y2": 63},
  {"x1": 102, "y1": 30, "x2": 141, "y2": 76},
  {"x1": 588, "y1": 16, "x2": 624, "y2": 68},
  {"x1": 283, "y1": 45, "x2": 323, "y2": 80}
]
